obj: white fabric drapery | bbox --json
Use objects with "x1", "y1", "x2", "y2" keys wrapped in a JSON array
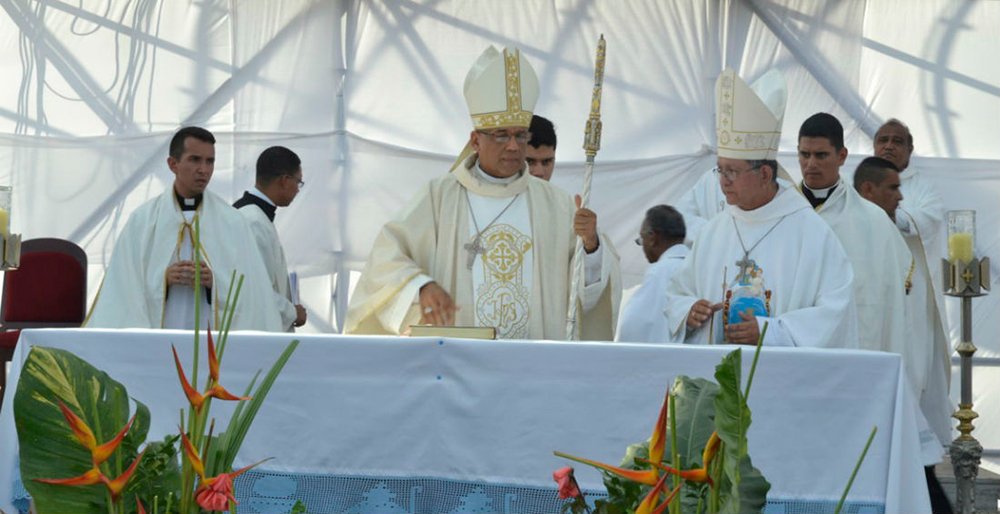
[{"x1": 1, "y1": 0, "x2": 999, "y2": 470}]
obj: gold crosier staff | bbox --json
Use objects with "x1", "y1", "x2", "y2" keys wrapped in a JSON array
[{"x1": 566, "y1": 35, "x2": 606, "y2": 340}]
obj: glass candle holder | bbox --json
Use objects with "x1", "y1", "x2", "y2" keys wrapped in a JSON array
[
  {"x1": 947, "y1": 210, "x2": 975, "y2": 264},
  {"x1": 0, "y1": 186, "x2": 10, "y2": 238}
]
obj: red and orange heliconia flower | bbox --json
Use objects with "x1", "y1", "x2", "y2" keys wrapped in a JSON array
[
  {"x1": 642, "y1": 430, "x2": 722, "y2": 487},
  {"x1": 553, "y1": 387, "x2": 671, "y2": 487},
  {"x1": 34, "y1": 401, "x2": 145, "y2": 500},
  {"x1": 180, "y1": 429, "x2": 268, "y2": 512},
  {"x1": 172, "y1": 326, "x2": 251, "y2": 412}
]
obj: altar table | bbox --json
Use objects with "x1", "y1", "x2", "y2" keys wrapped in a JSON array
[{"x1": 0, "y1": 329, "x2": 930, "y2": 513}]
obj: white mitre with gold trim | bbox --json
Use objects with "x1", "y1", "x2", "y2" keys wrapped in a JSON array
[
  {"x1": 715, "y1": 68, "x2": 786, "y2": 161},
  {"x1": 464, "y1": 46, "x2": 539, "y2": 130}
]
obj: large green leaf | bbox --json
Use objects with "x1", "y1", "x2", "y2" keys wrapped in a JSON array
[
  {"x1": 669, "y1": 376, "x2": 719, "y2": 514},
  {"x1": 713, "y1": 348, "x2": 770, "y2": 514},
  {"x1": 14, "y1": 346, "x2": 149, "y2": 514},
  {"x1": 669, "y1": 376, "x2": 718, "y2": 467}
]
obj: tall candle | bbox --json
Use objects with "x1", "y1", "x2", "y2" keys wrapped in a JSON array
[
  {"x1": 948, "y1": 232, "x2": 974, "y2": 264},
  {"x1": 0, "y1": 208, "x2": 8, "y2": 238}
]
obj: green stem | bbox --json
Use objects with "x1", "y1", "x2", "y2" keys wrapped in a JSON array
[
  {"x1": 743, "y1": 321, "x2": 768, "y2": 401},
  {"x1": 834, "y1": 426, "x2": 878, "y2": 514},
  {"x1": 669, "y1": 393, "x2": 679, "y2": 514}
]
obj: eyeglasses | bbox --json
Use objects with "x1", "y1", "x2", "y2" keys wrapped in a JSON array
[
  {"x1": 286, "y1": 175, "x2": 304, "y2": 188},
  {"x1": 478, "y1": 130, "x2": 532, "y2": 145},
  {"x1": 634, "y1": 232, "x2": 652, "y2": 246},
  {"x1": 713, "y1": 165, "x2": 760, "y2": 181}
]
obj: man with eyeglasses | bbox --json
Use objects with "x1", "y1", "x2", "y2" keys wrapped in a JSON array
[
  {"x1": 233, "y1": 146, "x2": 308, "y2": 331},
  {"x1": 615, "y1": 205, "x2": 687, "y2": 343},
  {"x1": 674, "y1": 70, "x2": 795, "y2": 246},
  {"x1": 797, "y1": 112, "x2": 912, "y2": 356},
  {"x1": 346, "y1": 46, "x2": 620, "y2": 340},
  {"x1": 86, "y1": 126, "x2": 283, "y2": 331},
  {"x1": 665, "y1": 70, "x2": 857, "y2": 348}
]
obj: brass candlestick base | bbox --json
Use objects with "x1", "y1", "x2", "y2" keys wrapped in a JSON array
[
  {"x1": 1, "y1": 233, "x2": 20, "y2": 270},
  {"x1": 943, "y1": 257, "x2": 989, "y2": 514}
]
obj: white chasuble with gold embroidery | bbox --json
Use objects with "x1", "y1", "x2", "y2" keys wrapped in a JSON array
[
  {"x1": 345, "y1": 157, "x2": 622, "y2": 341},
  {"x1": 466, "y1": 194, "x2": 533, "y2": 339}
]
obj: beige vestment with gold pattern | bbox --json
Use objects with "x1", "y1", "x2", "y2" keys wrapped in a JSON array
[{"x1": 345, "y1": 158, "x2": 620, "y2": 340}]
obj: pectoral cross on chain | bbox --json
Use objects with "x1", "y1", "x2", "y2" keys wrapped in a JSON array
[
  {"x1": 735, "y1": 253, "x2": 755, "y2": 283},
  {"x1": 465, "y1": 237, "x2": 484, "y2": 269}
]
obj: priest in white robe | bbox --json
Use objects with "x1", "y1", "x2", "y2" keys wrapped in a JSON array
[
  {"x1": 345, "y1": 46, "x2": 620, "y2": 340},
  {"x1": 796, "y1": 113, "x2": 912, "y2": 354},
  {"x1": 675, "y1": 70, "x2": 795, "y2": 246},
  {"x1": 86, "y1": 127, "x2": 283, "y2": 332},
  {"x1": 665, "y1": 69, "x2": 858, "y2": 348},
  {"x1": 616, "y1": 205, "x2": 687, "y2": 343},
  {"x1": 234, "y1": 145, "x2": 307, "y2": 332},
  {"x1": 874, "y1": 119, "x2": 954, "y2": 452}
]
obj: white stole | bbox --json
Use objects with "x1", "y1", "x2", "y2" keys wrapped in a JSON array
[{"x1": 162, "y1": 210, "x2": 212, "y2": 329}]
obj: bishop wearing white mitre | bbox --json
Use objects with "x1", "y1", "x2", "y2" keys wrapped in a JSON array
[
  {"x1": 665, "y1": 69, "x2": 858, "y2": 348},
  {"x1": 345, "y1": 46, "x2": 620, "y2": 340}
]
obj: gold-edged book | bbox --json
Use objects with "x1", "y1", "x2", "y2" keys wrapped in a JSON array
[{"x1": 408, "y1": 325, "x2": 497, "y2": 340}]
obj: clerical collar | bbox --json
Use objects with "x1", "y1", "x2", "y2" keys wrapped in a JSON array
[
  {"x1": 175, "y1": 191, "x2": 204, "y2": 211},
  {"x1": 233, "y1": 190, "x2": 277, "y2": 222},
  {"x1": 802, "y1": 183, "x2": 837, "y2": 208},
  {"x1": 250, "y1": 186, "x2": 276, "y2": 207},
  {"x1": 475, "y1": 163, "x2": 521, "y2": 185}
]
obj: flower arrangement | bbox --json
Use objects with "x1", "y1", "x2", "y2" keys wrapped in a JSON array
[
  {"x1": 554, "y1": 342, "x2": 769, "y2": 514},
  {"x1": 13, "y1": 220, "x2": 300, "y2": 513},
  {"x1": 553, "y1": 325, "x2": 878, "y2": 514}
]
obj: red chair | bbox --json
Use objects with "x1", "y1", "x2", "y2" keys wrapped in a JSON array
[{"x1": 0, "y1": 238, "x2": 87, "y2": 407}]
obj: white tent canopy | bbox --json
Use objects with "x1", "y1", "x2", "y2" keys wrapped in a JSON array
[{"x1": 2, "y1": 0, "x2": 999, "y2": 469}]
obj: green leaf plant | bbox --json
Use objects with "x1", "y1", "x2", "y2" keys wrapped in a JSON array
[
  {"x1": 554, "y1": 324, "x2": 771, "y2": 514},
  {"x1": 14, "y1": 217, "x2": 299, "y2": 513}
]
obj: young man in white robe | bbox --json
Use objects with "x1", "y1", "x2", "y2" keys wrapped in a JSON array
[
  {"x1": 854, "y1": 154, "x2": 956, "y2": 514},
  {"x1": 873, "y1": 121, "x2": 953, "y2": 448},
  {"x1": 345, "y1": 47, "x2": 620, "y2": 340},
  {"x1": 796, "y1": 113, "x2": 912, "y2": 354},
  {"x1": 616, "y1": 205, "x2": 687, "y2": 343},
  {"x1": 86, "y1": 127, "x2": 282, "y2": 331},
  {"x1": 674, "y1": 70, "x2": 795, "y2": 246},
  {"x1": 665, "y1": 69, "x2": 858, "y2": 348},
  {"x1": 233, "y1": 146, "x2": 307, "y2": 332}
]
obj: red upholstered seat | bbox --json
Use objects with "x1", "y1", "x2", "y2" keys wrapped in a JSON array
[
  {"x1": 2, "y1": 251, "x2": 86, "y2": 324},
  {"x1": 1, "y1": 238, "x2": 87, "y2": 407}
]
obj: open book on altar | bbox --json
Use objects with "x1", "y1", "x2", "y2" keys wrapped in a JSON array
[{"x1": 408, "y1": 325, "x2": 497, "y2": 340}]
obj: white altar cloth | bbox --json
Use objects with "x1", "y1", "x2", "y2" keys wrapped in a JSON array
[{"x1": 0, "y1": 329, "x2": 930, "y2": 513}]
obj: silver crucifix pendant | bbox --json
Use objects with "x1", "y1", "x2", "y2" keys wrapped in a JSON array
[
  {"x1": 735, "y1": 253, "x2": 755, "y2": 282},
  {"x1": 465, "y1": 237, "x2": 484, "y2": 269}
]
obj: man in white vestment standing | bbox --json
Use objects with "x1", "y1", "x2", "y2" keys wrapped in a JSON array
[
  {"x1": 616, "y1": 205, "x2": 687, "y2": 343},
  {"x1": 345, "y1": 46, "x2": 620, "y2": 340},
  {"x1": 796, "y1": 113, "x2": 912, "y2": 354},
  {"x1": 86, "y1": 127, "x2": 283, "y2": 331},
  {"x1": 674, "y1": 70, "x2": 795, "y2": 246},
  {"x1": 873, "y1": 121, "x2": 953, "y2": 448},
  {"x1": 233, "y1": 146, "x2": 307, "y2": 331},
  {"x1": 854, "y1": 156, "x2": 956, "y2": 514},
  {"x1": 665, "y1": 69, "x2": 857, "y2": 348}
]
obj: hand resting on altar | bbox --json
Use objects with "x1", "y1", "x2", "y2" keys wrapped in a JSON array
[{"x1": 419, "y1": 281, "x2": 459, "y2": 326}]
